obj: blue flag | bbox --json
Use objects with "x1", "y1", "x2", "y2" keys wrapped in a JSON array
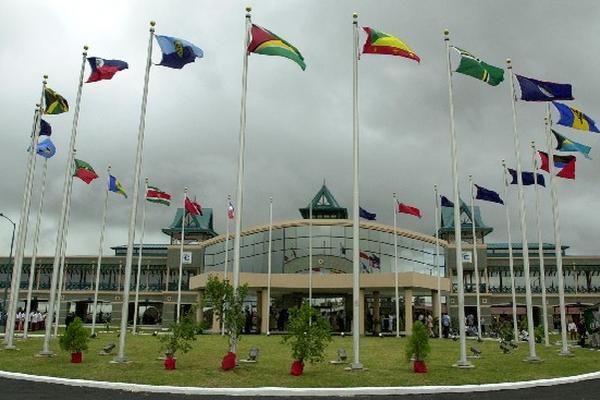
[
  {"x1": 36, "y1": 138, "x2": 56, "y2": 158},
  {"x1": 359, "y1": 207, "x2": 376, "y2": 221},
  {"x1": 475, "y1": 184, "x2": 503, "y2": 205},
  {"x1": 440, "y1": 195, "x2": 454, "y2": 208},
  {"x1": 552, "y1": 102, "x2": 600, "y2": 133},
  {"x1": 156, "y1": 35, "x2": 203, "y2": 69},
  {"x1": 39, "y1": 119, "x2": 51, "y2": 136},
  {"x1": 515, "y1": 75, "x2": 573, "y2": 102},
  {"x1": 552, "y1": 129, "x2": 592, "y2": 159},
  {"x1": 508, "y1": 168, "x2": 545, "y2": 187}
]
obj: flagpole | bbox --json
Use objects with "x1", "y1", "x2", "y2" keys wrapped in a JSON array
[
  {"x1": 177, "y1": 187, "x2": 187, "y2": 323},
  {"x1": 434, "y1": 185, "x2": 442, "y2": 339},
  {"x1": 222, "y1": 194, "x2": 231, "y2": 336},
  {"x1": 308, "y1": 199, "x2": 313, "y2": 312},
  {"x1": 351, "y1": 12, "x2": 363, "y2": 371},
  {"x1": 545, "y1": 105, "x2": 571, "y2": 356},
  {"x1": 5, "y1": 90, "x2": 45, "y2": 349},
  {"x1": 231, "y1": 7, "x2": 252, "y2": 356},
  {"x1": 91, "y1": 166, "x2": 111, "y2": 337},
  {"x1": 23, "y1": 157, "x2": 48, "y2": 339},
  {"x1": 443, "y1": 30, "x2": 470, "y2": 368},
  {"x1": 502, "y1": 160, "x2": 520, "y2": 343},
  {"x1": 393, "y1": 193, "x2": 400, "y2": 338},
  {"x1": 468, "y1": 175, "x2": 482, "y2": 341},
  {"x1": 531, "y1": 142, "x2": 549, "y2": 346},
  {"x1": 133, "y1": 177, "x2": 148, "y2": 333},
  {"x1": 114, "y1": 22, "x2": 155, "y2": 363},
  {"x1": 266, "y1": 196, "x2": 273, "y2": 335},
  {"x1": 506, "y1": 59, "x2": 540, "y2": 362}
]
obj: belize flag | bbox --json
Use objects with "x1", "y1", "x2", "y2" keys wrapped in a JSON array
[{"x1": 86, "y1": 57, "x2": 128, "y2": 83}]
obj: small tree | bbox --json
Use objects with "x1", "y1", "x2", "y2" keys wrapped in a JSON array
[
  {"x1": 282, "y1": 301, "x2": 332, "y2": 364},
  {"x1": 159, "y1": 309, "x2": 198, "y2": 357},
  {"x1": 405, "y1": 320, "x2": 431, "y2": 362},
  {"x1": 59, "y1": 317, "x2": 89, "y2": 353}
]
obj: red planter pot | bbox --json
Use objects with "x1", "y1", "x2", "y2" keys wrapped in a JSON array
[
  {"x1": 164, "y1": 356, "x2": 176, "y2": 370},
  {"x1": 290, "y1": 360, "x2": 304, "y2": 376},
  {"x1": 413, "y1": 360, "x2": 427, "y2": 373},
  {"x1": 70, "y1": 352, "x2": 82, "y2": 363},
  {"x1": 221, "y1": 352, "x2": 236, "y2": 370}
]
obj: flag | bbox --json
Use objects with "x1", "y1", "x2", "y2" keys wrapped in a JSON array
[
  {"x1": 552, "y1": 129, "x2": 592, "y2": 159},
  {"x1": 507, "y1": 168, "x2": 545, "y2": 187},
  {"x1": 552, "y1": 102, "x2": 600, "y2": 133},
  {"x1": 73, "y1": 159, "x2": 98, "y2": 184},
  {"x1": 227, "y1": 201, "x2": 235, "y2": 219},
  {"x1": 515, "y1": 75, "x2": 573, "y2": 102},
  {"x1": 452, "y1": 47, "x2": 504, "y2": 86},
  {"x1": 359, "y1": 251, "x2": 371, "y2": 273},
  {"x1": 537, "y1": 151, "x2": 576, "y2": 179},
  {"x1": 108, "y1": 175, "x2": 127, "y2": 198},
  {"x1": 362, "y1": 27, "x2": 420, "y2": 62},
  {"x1": 39, "y1": 119, "x2": 51, "y2": 136},
  {"x1": 440, "y1": 195, "x2": 454, "y2": 208},
  {"x1": 247, "y1": 24, "x2": 306, "y2": 70},
  {"x1": 474, "y1": 184, "x2": 504, "y2": 204},
  {"x1": 44, "y1": 87, "x2": 69, "y2": 114},
  {"x1": 369, "y1": 254, "x2": 381, "y2": 270},
  {"x1": 359, "y1": 206, "x2": 376, "y2": 221},
  {"x1": 86, "y1": 57, "x2": 129, "y2": 83},
  {"x1": 146, "y1": 186, "x2": 171, "y2": 206},
  {"x1": 156, "y1": 35, "x2": 203, "y2": 69},
  {"x1": 397, "y1": 202, "x2": 422, "y2": 218},
  {"x1": 184, "y1": 195, "x2": 202, "y2": 215},
  {"x1": 35, "y1": 138, "x2": 56, "y2": 159},
  {"x1": 557, "y1": 159, "x2": 576, "y2": 179}
]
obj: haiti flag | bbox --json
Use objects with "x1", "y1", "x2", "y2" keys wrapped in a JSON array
[{"x1": 86, "y1": 57, "x2": 128, "y2": 83}]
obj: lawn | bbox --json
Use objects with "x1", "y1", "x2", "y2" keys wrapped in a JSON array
[{"x1": 0, "y1": 333, "x2": 598, "y2": 388}]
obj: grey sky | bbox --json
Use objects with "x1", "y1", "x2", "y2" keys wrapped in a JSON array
[{"x1": 1, "y1": 0, "x2": 599, "y2": 258}]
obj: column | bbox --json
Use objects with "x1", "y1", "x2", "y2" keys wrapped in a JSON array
[
  {"x1": 404, "y1": 288, "x2": 413, "y2": 334},
  {"x1": 432, "y1": 289, "x2": 441, "y2": 321}
]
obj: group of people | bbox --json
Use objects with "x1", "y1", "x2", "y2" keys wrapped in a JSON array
[
  {"x1": 0, "y1": 309, "x2": 47, "y2": 331},
  {"x1": 568, "y1": 316, "x2": 600, "y2": 349}
]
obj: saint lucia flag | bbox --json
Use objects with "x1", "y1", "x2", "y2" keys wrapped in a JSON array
[{"x1": 109, "y1": 175, "x2": 127, "y2": 198}]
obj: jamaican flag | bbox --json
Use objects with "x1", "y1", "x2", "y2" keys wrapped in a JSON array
[{"x1": 44, "y1": 87, "x2": 69, "y2": 114}]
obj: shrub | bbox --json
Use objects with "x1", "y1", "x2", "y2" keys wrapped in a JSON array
[
  {"x1": 405, "y1": 321, "x2": 431, "y2": 362},
  {"x1": 282, "y1": 301, "x2": 332, "y2": 363},
  {"x1": 159, "y1": 309, "x2": 198, "y2": 356},
  {"x1": 59, "y1": 317, "x2": 89, "y2": 353}
]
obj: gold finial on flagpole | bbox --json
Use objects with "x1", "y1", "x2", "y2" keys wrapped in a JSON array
[
  {"x1": 150, "y1": 21, "x2": 156, "y2": 33},
  {"x1": 353, "y1": 12, "x2": 358, "y2": 23},
  {"x1": 43, "y1": 75, "x2": 48, "y2": 84},
  {"x1": 246, "y1": 6, "x2": 252, "y2": 12},
  {"x1": 506, "y1": 58, "x2": 512, "y2": 69},
  {"x1": 444, "y1": 29, "x2": 450, "y2": 41}
]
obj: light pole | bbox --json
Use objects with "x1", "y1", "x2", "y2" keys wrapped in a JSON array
[{"x1": 1, "y1": 213, "x2": 16, "y2": 332}]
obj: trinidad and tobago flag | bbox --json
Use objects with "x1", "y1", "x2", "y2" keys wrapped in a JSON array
[{"x1": 86, "y1": 57, "x2": 128, "y2": 83}]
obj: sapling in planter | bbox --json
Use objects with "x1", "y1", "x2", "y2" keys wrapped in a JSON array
[
  {"x1": 405, "y1": 320, "x2": 431, "y2": 373},
  {"x1": 159, "y1": 309, "x2": 198, "y2": 370},
  {"x1": 59, "y1": 317, "x2": 89, "y2": 363}
]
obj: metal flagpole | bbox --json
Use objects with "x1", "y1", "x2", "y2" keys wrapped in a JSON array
[
  {"x1": 468, "y1": 175, "x2": 482, "y2": 340},
  {"x1": 506, "y1": 59, "x2": 540, "y2": 362},
  {"x1": 266, "y1": 196, "x2": 273, "y2": 335},
  {"x1": 531, "y1": 142, "x2": 549, "y2": 346},
  {"x1": 222, "y1": 194, "x2": 231, "y2": 336},
  {"x1": 132, "y1": 178, "x2": 148, "y2": 333},
  {"x1": 545, "y1": 105, "x2": 571, "y2": 356},
  {"x1": 40, "y1": 46, "x2": 88, "y2": 356},
  {"x1": 443, "y1": 30, "x2": 470, "y2": 368},
  {"x1": 434, "y1": 185, "x2": 442, "y2": 339},
  {"x1": 351, "y1": 12, "x2": 363, "y2": 370},
  {"x1": 308, "y1": 199, "x2": 313, "y2": 311},
  {"x1": 231, "y1": 7, "x2": 252, "y2": 355},
  {"x1": 91, "y1": 166, "x2": 111, "y2": 337},
  {"x1": 114, "y1": 22, "x2": 155, "y2": 363},
  {"x1": 502, "y1": 160, "x2": 520, "y2": 343},
  {"x1": 393, "y1": 193, "x2": 400, "y2": 338},
  {"x1": 23, "y1": 158, "x2": 49, "y2": 339},
  {"x1": 177, "y1": 188, "x2": 187, "y2": 323}
]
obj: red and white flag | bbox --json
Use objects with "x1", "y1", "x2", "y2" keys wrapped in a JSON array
[{"x1": 227, "y1": 201, "x2": 235, "y2": 219}]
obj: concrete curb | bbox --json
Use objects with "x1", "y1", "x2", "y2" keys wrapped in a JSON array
[{"x1": 0, "y1": 369, "x2": 599, "y2": 397}]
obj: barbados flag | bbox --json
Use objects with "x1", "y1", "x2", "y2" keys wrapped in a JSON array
[
  {"x1": 552, "y1": 102, "x2": 600, "y2": 133},
  {"x1": 109, "y1": 175, "x2": 127, "y2": 198}
]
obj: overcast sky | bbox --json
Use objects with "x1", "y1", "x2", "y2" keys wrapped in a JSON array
[{"x1": 1, "y1": 0, "x2": 599, "y2": 258}]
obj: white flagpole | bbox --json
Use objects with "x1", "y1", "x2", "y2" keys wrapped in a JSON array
[
  {"x1": 531, "y1": 142, "x2": 549, "y2": 346},
  {"x1": 468, "y1": 175, "x2": 482, "y2": 340},
  {"x1": 443, "y1": 30, "x2": 470, "y2": 368},
  {"x1": 177, "y1": 188, "x2": 187, "y2": 323},
  {"x1": 40, "y1": 46, "x2": 88, "y2": 356},
  {"x1": 5, "y1": 89, "x2": 45, "y2": 348},
  {"x1": 132, "y1": 178, "x2": 148, "y2": 333},
  {"x1": 351, "y1": 12, "x2": 363, "y2": 370},
  {"x1": 114, "y1": 22, "x2": 155, "y2": 363},
  {"x1": 308, "y1": 199, "x2": 313, "y2": 311},
  {"x1": 231, "y1": 7, "x2": 252, "y2": 356},
  {"x1": 545, "y1": 105, "x2": 570, "y2": 356},
  {"x1": 393, "y1": 193, "x2": 400, "y2": 338},
  {"x1": 266, "y1": 196, "x2": 273, "y2": 335},
  {"x1": 502, "y1": 160, "x2": 520, "y2": 343},
  {"x1": 222, "y1": 194, "x2": 231, "y2": 336},
  {"x1": 91, "y1": 166, "x2": 111, "y2": 337},
  {"x1": 23, "y1": 157, "x2": 49, "y2": 339},
  {"x1": 506, "y1": 59, "x2": 539, "y2": 362},
  {"x1": 434, "y1": 185, "x2": 442, "y2": 339}
]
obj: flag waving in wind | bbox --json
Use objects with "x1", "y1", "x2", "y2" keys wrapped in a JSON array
[
  {"x1": 44, "y1": 87, "x2": 69, "y2": 114},
  {"x1": 362, "y1": 27, "x2": 420, "y2": 62},
  {"x1": 109, "y1": 175, "x2": 127, "y2": 198},
  {"x1": 35, "y1": 138, "x2": 56, "y2": 158},
  {"x1": 453, "y1": 47, "x2": 504, "y2": 86},
  {"x1": 86, "y1": 57, "x2": 128, "y2": 83},
  {"x1": 146, "y1": 186, "x2": 171, "y2": 206},
  {"x1": 552, "y1": 102, "x2": 600, "y2": 133},
  {"x1": 537, "y1": 151, "x2": 576, "y2": 179},
  {"x1": 156, "y1": 35, "x2": 203, "y2": 69},
  {"x1": 397, "y1": 201, "x2": 422, "y2": 218},
  {"x1": 507, "y1": 168, "x2": 545, "y2": 187},
  {"x1": 39, "y1": 119, "x2": 51, "y2": 136},
  {"x1": 515, "y1": 75, "x2": 573, "y2": 102},
  {"x1": 552, "y1": 129, "x2": 592, "y2": 159},
  {"x1": 73, "y1": 159, "x2": 98, "y2": 184},
  {"x1": 440, "y1": 195, "x2": 454, "y2": 208},
  {"x1": 475, "y1": 184, "x2": 504, "y2": 204},
  {"x1": 248, "y1": 24, "x2": 306, "y2": 70},
  {"x1": 184, "y1": 195, "x2": 202, "y2": 215},
  {"x1": 359, "y1": 207, "x2": 376, "y2": 221}
]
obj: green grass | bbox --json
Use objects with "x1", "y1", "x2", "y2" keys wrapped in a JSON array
[{"x1": 0, "y1": 333, "x2": 598, "y2": 387}]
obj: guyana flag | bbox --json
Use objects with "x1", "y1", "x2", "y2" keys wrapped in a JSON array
[
  {"x1": 146, "y1": 185, "x2": 171, "y2": 206},
  {"x1": 453, "y1": 47, "x2": 504, "y2": 86},
  {"x1": 73, "y1": 159, "x2": 98, "y2": 184},
  {"x1": 247, "y1": 24, "x2": 306, "y2": 70},
  {"x1": 44, "y1": 87, "x2": 69, "y2": 114}
]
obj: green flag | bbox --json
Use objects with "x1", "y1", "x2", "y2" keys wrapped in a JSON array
[{"x1": 453, "y1": 47, "x2": 504, "y2": 86}]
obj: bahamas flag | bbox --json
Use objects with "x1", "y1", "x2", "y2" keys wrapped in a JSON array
[
  {"x1": 552, "y1": 102, "x2": 600, "y2": 133},
  {"x1": 552, "y1": 129, "x2": 592, "y2": 159},
  {"x1": 109, "y1": 175, "x2": 127, "y2": 198},
  {"x1": 156, "y1": 35, "x2": 203, "y2": 69}
]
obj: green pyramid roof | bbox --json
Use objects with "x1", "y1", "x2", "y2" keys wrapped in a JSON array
[
  {"x1": 299, "y1": 183, "x2": 348, "y2": 219},
  {"x1": 439, "y1": 201, "x2": 493, "y2": 236},
  {"x1": 162, "y1": 208, "x2": 218, "y2": 238}
]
